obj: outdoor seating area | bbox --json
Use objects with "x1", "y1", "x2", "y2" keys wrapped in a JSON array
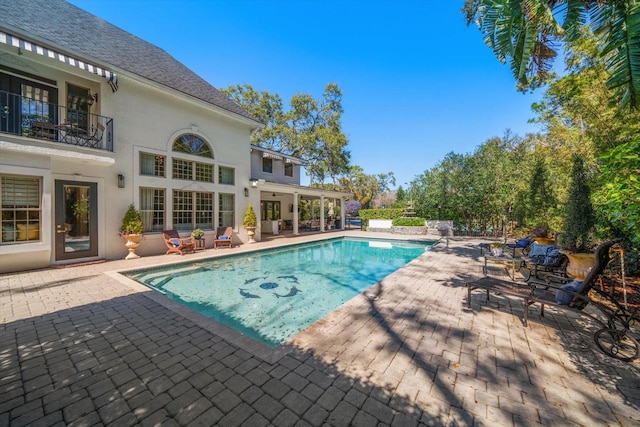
[{"x1": 468, "y1": 239, "x2": 639, "y2": 361}]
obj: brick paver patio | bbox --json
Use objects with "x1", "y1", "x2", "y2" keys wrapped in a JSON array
[{"x1": 1, "y1": 232, "x2": 638, "y2": 426}]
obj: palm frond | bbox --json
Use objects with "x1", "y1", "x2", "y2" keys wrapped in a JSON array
[
  {"x1": 593, "y1": 1, "x2": 640, "y2": 108},
  {"x1": 562, "y1": 0, "x2": 590, "y2": 41}
]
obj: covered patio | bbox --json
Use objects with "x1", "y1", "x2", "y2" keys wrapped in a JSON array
[{"x1": 250, "y1": 180, "x2": 352, "y2": 239}]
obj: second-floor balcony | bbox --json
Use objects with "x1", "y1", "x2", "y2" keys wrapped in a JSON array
[{"x1": 0, "y1": 90, "x2": 113, "y2": 152}]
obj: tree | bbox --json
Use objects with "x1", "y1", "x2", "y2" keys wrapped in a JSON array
[
  {"x1": 559, "y1": 156, "x2": 596, "y2": 252},
  {"x1": 593, "y1": 141, "x2": 640, "y2": 253},
  {"x1": 463, "y1": 0, "x2": 640, "y2": 109},
  {"x1": 221, "y1": 84, "x2": 288, "y2": 150},
  {"x1": 526, "y1": 157, "x2": 557, "y2": 229},
  {"x1": 396, "y1": 186, "x2": 407, "y2": 202},
  {"x1": 221, "y1": 83, "x2": 351, "y2": 186},
  {"x1": 338, "y1": 166, "x2": 395, "y2": 209}
]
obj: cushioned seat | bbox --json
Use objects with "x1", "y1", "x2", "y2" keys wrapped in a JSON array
[
  {"x1": 214, "y1": 227, "x2": 232, "y2": 249},
  {"x1": 162, "y1": 230, "x2": 195, "y2": 255}
]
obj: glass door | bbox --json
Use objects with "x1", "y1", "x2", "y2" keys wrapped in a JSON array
[{"x1": 55, "y1": 180, "x2": 98, "y2": 260}]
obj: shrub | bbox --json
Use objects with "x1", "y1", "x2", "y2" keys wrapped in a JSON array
[
  {"x1": 358, "y1": 208, "x2": 403, "y2": 220},
  {"x1": 243, "y1": 204, "x2": 257, "y2": 227},
  {"x1": 119, "y1": 204, "x2": 144, "y2": 235},
  {"x1": 392, "y1": 217, "x2": 425, "y2": 227},
  {"x1": 344, "y1": 200, "x2": 362, "y2": 216}
]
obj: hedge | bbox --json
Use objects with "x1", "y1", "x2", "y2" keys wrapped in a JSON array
[
  {"x1": 358, "y1": 208, "x2": 403, "y2": 220},
  {"x1": 392, "y1": 217, "x2": 426, "y2": 226}
]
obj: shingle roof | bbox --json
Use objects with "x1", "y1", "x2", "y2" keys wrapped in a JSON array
[{"x1": 0, "y1": 0, "x2": 259, "y2": 123}]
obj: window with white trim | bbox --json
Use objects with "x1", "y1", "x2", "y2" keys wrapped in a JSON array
[
  {"x1": 173, "y1": 134, "x2": 213, "y2": 158},
  {"x1": 173, "y1": 190, "x2": 213, "y2": 231},
  {"x1": 1, "y1": 175, "x2": 41, "y2": 243},
  {"x1": 172, "y1": 159, "x2": 213, "y2": 182},
  {"x1": 262, "y1": 157, "x2": 273, "y2": 173},
  {"x1": 218, "y1": 166, "x2": 234, "y2": 185},
  {"x1": 140, "y1": 188, "x2": 165, "y2": 232},
  {"x1": 218, "y1": 193, "x2": 235, "y2": 227},
  {"x1": 140, "y1": 153, "x2": 166, "y2": 177}
]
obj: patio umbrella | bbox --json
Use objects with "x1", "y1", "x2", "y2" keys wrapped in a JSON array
[{"x1": 328, "y1": 202, "x2": 334, "y2": 218}]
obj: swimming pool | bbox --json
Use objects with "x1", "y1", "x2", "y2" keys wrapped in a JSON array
[{"x1": 124, "y1": 237, "x2": 432, "y2": 347}]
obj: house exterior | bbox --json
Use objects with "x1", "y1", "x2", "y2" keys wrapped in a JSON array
[
  {"x1": 248, "y1": 145, "x2": 351, "y2": 236},
  {"x1": 0, "y1": 0, "x2": 262, "y2": 273},
  {"x1": 0, "y1": 0, "x2": 350, "y2": 274}
]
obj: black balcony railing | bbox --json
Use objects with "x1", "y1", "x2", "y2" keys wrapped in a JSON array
[{"x1": 0, "y1": 90, "x2": 113, "y2": 152}]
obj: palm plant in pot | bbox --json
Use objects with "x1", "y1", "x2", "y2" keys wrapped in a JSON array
[
  {"x1": 558, "y1": 156, "x2": 596, "y2": 279},
  {"x1": 119, "y1": 204, "x2": 144, "y2": 259},
  {"x1": 243, "y1": 204, "x2": 257, "y2": 243}
]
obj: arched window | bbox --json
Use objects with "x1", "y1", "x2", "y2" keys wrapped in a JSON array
[{"x1": 172, "y1": 134, "x2": 213, "y2": 158}]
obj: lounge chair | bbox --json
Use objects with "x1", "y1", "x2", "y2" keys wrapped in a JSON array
[
  {"x1": 162, "y1": 230, "x2": 195, "y2": 255},
  {"x1": 467, "y1": 240, "x2": 617, "y2": 327},
  {"x1": 518, "y1": 242, "x2": 569, "y2": 281},
  {"x1": 214, "y1": 226, "x2": 232, "y2": 249}
]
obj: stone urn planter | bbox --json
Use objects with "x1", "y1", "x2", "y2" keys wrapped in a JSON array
[
  {"x1": 534, "y1": 237, "x2": 555, "y2": 245},
  {"x1": 119, "y1": 204, "x2": 144, "y2": 260},
  {"x1": 124, "y1": 233, "x2": 142, "y2": 260},
  {"x1": 563, "y1": 252, "x2": 596, "y2": 280},
  {"x1": 243, "y1": 204, "x2": 257, "y2": 244},
  {"x1": 245, "y1": 226, "x2": 256, "y2": 244}
]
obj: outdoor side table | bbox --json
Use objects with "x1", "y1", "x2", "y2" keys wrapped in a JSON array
[
  {"x1": 483, "y1": 253, "x2": 516, "y2": 279},
  {"x1": 194, "y1": 238, "x2": 206, "y2": 251}
]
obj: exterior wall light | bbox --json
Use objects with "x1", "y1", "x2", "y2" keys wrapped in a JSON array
[
  {"x1": 244, "y1": 187, "x2": 249, "y2": 197},
  {"x1": 118, "y1": 174, "x2": 125, "y2": 188}
]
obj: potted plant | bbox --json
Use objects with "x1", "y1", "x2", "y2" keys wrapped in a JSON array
[
  {"x1": 119, "y1": 204, "x2": 144, "y2": 259},
  {"x1": 558, "y1": 156, "x2": 596, "y2": 279},
  {"x1": 243, "y1": 204, "x2": 257, "y2": 243},
  {"x1": 191, "y1": 228, "x2": 204, "y2": 240}
]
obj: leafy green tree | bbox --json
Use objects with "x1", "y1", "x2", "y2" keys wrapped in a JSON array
[
  {"x1": 593, "y1": 141, "x2": 640, "y2": 252},
  {"x1": 559, "y1": 156, "x2": 596, "y2": 252},
  {"x1": 221, "y1": 84, "x2": 288, "y2": 151},
  {"x1": 222, "y1": 83, "x2": 350, "y2": 186},
  {"x1": 338, "y1": 166, "x2": 395, "y2": 209},
  {"x1": 531, "y1": 28, "x2": 640, "y2": 157},
  {"x1": 396, "y1": 186, "x2": 407, "y2": 202},
  {"x1": 463, "y1": 0, "x2": 640, "y2": 108},
  {"x1": 526, "y1": 157, "x2": 557, "y2": 229}
]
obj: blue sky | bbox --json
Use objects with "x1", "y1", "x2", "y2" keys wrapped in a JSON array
[{"x1": 69, "y1": 0, "x2": 544, "y2": 188}]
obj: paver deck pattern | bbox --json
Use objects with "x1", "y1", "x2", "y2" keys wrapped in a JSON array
[{"x1": 1, "y1": 232, "x2": 638, "y2": 426}]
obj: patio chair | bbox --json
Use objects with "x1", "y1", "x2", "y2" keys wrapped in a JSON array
[
  {"x1": 518, "y1": 243, "x2": 569, "y2": 281},
  {"x1": 162, "y1": 230, "x2": 195, "y2": 255},
  {"x1": 466, "y1": 240, "x2": 616, "y2": 326},
  {"x1": 85, "y1": 122, "x2": 105, "y2": 147},
  {"x1": 214, "y1": 226, "x2": 232, "y2": 249}
]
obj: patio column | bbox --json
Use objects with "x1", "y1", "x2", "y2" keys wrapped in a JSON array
[
  {"x1": 320, "y1": 196, "x2": 325, "y2": 232},
  {"x1": 293, "y1": 193, "x2": 299, "y2": 235},
  {"x1": 340, "y1": 198, "x2": 345, "y2": 230}
]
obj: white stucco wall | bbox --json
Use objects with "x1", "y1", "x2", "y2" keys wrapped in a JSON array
[{"x1": 0, "y1": 53, "x2": 258, "y2": 272}]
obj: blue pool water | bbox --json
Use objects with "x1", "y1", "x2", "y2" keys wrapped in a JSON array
[{"x1": 125, "y1": 237, "x2": 432, "y2": 347}]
